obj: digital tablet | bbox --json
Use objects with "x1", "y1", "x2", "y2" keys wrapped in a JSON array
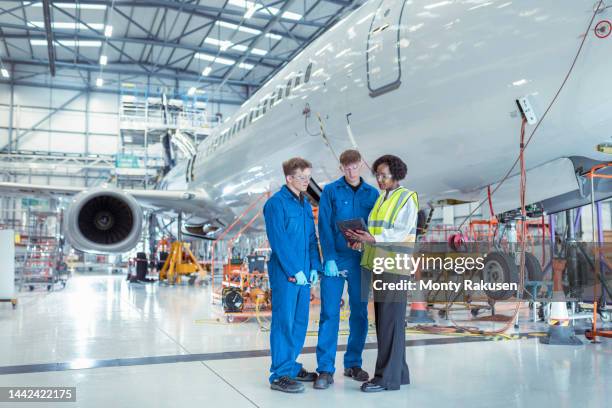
[{"x1": 336, "y1": 218, "x2": 368, "y2": 242}]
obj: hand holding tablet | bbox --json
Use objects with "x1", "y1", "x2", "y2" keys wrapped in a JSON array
[{"x1": 337, "y1": 218, "x2": 376, "y2": 244}]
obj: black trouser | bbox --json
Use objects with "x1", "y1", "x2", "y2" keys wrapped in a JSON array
[{"x1": 372, "y1": 272, "x2": 410, "y2": 390}]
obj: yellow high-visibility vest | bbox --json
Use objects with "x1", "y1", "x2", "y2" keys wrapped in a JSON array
[{"x1": 361, "y1": 187, "x2": 418, "y2": 272}]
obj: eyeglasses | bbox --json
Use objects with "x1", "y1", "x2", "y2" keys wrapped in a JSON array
[
  {"x1": 342, "y1": 163, "x2": 361, "y2": 171},
  {"x1": 375, "y1": 173, "x2": 393, "y2": 180},
  {"x1": 291, "y1": 174, "x2": 311, "y2": 182}
]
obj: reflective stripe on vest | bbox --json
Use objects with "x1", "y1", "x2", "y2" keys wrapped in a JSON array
[{"x1": 361, "y1": 188, "x2": 418, "y2": 271}]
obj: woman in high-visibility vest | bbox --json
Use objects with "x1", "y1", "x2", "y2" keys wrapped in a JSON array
[{"x1": 346, "y1": 154, "x2": 418, "y2": 393}]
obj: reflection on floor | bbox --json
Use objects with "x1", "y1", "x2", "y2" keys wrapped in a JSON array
[{"x1": 0, "y1": 275, "x2": 609, "y2": 407}]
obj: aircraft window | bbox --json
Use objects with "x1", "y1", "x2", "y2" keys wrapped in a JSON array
[
  {"x1": 190, "y1": 154, "x2": 197, "y2": 182},
  {"x1": 276, "y1": 88, "x2": 283, "y2": 103},
  {"x1": 294, "y1": 76, "x2": 301, "y2": 87},
  {"x1": 286, "y1": 80, "x2": 292, "y2": 97},
  {"x1": 305, "y1": 63, "x2": 312, "y2": 83},
  {"x1": 262, "y1": 99, "x2": 267, "y2": 114},
  {"x1": 185, "y1": 157, "x2": 192, "y2": 183},
  {"x1": 243, "y1": 116, "x2": 247, "y2": 128},
  {"x1": 249, "y1": 110, "x2": 254, "y2": 123}
]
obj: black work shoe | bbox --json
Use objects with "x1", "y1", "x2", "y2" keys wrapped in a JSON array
[
  {"x1": 360, "y1": 380, "x2": 386, "y2": 393},
  {"x1": 294, "y1": 368, "x2": 318, "y2": 382},
  {"x1": 344, "y1": 366, "x2": 369, "y2": 382},
  {"x1": 270, "y1": 376, "x2": 305, "y2": 393},
  {"x1": 313, "y1": 372, "x2": 334, "y2": 389}
]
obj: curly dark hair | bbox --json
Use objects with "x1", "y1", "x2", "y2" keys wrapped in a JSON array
[{"x1": 372, "y1": 155, "x2": 407, "y2": 181}]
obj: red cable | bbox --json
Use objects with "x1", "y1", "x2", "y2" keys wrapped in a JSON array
[{"x1": 487, "y1": 185, "x2": 495, "y2": 218}]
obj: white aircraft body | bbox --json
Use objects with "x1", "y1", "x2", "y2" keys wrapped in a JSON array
[{"x1": 1, "y1": 0, "x2": 611, "y2": 253}]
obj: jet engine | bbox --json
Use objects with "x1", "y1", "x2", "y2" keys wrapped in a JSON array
[{"x1": 64, "y1": 187, "x2": 143, "y2": 253}]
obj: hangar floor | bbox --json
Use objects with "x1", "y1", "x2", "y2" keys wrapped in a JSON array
[{"x1": 0, "y1": 274, "x2": 609, "y2": 407}]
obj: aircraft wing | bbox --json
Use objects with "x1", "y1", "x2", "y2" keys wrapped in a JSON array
[
  {"x1": 0, "y1": 181, "x2": 224, "y2": 253},
  {"x1": 0, "y1": 182, "x2": 83, "y2": 198},
  {"x1": 0, "y1": 181, "x2": 214, "y2": 215}
]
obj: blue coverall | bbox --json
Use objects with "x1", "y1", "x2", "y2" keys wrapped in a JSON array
[
  {"x1": 263, "y1": 185, "x2": 322, "y2": 383},
  {"x1": 316, "y1": 177, "x2": 378, "y2": 374}
]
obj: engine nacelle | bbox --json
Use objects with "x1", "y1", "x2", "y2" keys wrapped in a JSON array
[{"x1": 64, "y1": 187, "x2": 143, "y2": 253}]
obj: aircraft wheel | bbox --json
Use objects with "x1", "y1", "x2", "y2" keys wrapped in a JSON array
[
  {"x1": 482, "y1": 252, "x2": 518, "y2": 301},
  {"x1": 524, "y1": 253, "x2": 543, "y2": 281}
]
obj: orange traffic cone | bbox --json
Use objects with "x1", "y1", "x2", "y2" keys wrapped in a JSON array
[
  {"x1": 407, "y1": 266, "x2": 434, "y2": 324},
  {"x1": 540, "y1": 259, "x2": 582, "y2": 345}
]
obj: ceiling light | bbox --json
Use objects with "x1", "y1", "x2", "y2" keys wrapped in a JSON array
[
  {"x1": 104, "y1": 25, "x2": 113, "y2": 37},
  {"x1": 188, "y1": 87, "x2": 196, "y2": 96},
  {"x1": 99, "y1": 55, "x2": 108, "y2": 65},
  {"x1": 195, "y1": 53, "x2": 235, "y2": 65},
  {"x1": 32, "y1": 2, "x2": 107, "y2": 10},
  {"x1": 244, "y1": 6, "x2": 258, "y2": 19},
  {"x1": 30, "y1": 21, "x2": 105, "y2": 30},
  {"x1": 196, "y1": 54, "x2": 254, "y2": 70},
  {"x1": 204, "y1": 37, "x2": 233, "y2": 51},
  {"x1": 1, "y1": 68, "x2": 9, "y2": 78},
  {"x1": 231, "y1": 44, "x2": 267, "y2": 55},
  {"x1": 30, "y1": 39, "x2": 102, "y2": 47},
  {"x1": 266, "y1": 33, "x2": 282, "y2": 40},
  {"x1": 216, "y1": 21, "x2": 259, "y2": 35},
  {"x1": 215, "y1": 21, "x2": 282, "y2": 40},
  {"x1": 96, "y1": 77, "x2": 104, "y2": 87},
  {"x1": 228, "y1": 0, "x2": 301, "y2": 20},
  {"x1": 281, "y1": 11, "x2": 302, "y2": 20},
  {"x1": 202, "y1": 67, "x2": 212, "y2": 76}
]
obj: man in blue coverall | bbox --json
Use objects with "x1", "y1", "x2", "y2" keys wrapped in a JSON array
[
  {"x1": 263, "y1": 157, "x2": 322, "y2": 393},
  {"x1": 314, "y1": 149, "x2": 378, "y2": 390}
]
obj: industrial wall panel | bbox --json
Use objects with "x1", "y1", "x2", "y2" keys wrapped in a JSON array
[
  {"x1": 88, "y1": 135, "x2": 119, "y2": 155},
  {"x1": 0, "y1": 106, "x2": 9, "y2": 126},
  {"x1": 14, "y1": 86, "x2": 51, "y2": 105},
  {"x1": 89, "y1": 93, "x2": 118, "y2": 113},
  {"x1": 0, "y1": 84, "x2": 10, "y2": 104},
  {"x1": 50, "y1": 112, "x2": 87, "y2": 133},
  {"x1": 18, "y1": 132, "x2": 50, "y2": 151},
  {"x1": 48, "y1": 90, "x2": 86, "y2": 110},
  {"x1": 0, "y1": 129, "x2": 7, "y2": 149},
  {"x1": 49, "y1": 132, "x2": 86, "y2": 153},
  {"x1": 12, "y1": 108, "x2": 53, "y2": 130},
  {"x1": 89, "y1": 113, "x2": 118, "y2": 135}
]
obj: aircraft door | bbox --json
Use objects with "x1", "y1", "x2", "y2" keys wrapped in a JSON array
[{"x1": 366, "y1": 0, "x2": 406, "y2": 97}]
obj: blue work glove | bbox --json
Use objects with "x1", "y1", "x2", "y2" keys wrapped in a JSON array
[
  {"x1": 309, "y1": 269, "x2": 319, "y2": 285},
  {"x1": 294, "y1": 271, "x2": 308, "y2": 285},
  {"x1": 324, "y1": 260, "x2": 339, "y2": 277}
]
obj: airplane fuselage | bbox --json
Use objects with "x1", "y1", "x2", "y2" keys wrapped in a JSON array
[{"x1": 162, "y1": 0, "x2": 612, "y2": 229}]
